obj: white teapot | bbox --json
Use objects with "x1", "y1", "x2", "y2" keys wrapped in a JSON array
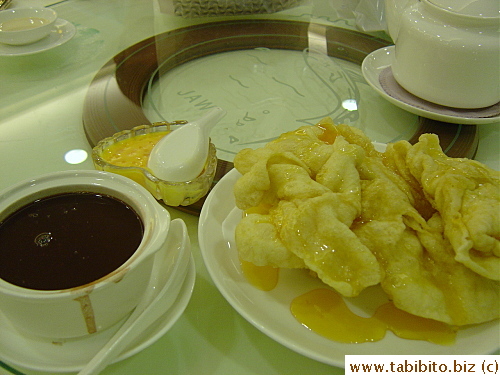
[{"x1": 385, "y1": 0, "x2": 499, "y2": 109}]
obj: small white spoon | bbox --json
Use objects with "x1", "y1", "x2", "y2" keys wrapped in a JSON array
[
  {"x1": 147, "y1": 107, "x2": 226, "y2": 182},
  {"x1": 78, "y1": 218, "x2": 191, "y2": 375}
]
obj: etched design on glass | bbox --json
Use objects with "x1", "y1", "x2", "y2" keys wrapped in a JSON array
[{"x1": 144, "y1": 47, "x2": 413, "y2": 161}]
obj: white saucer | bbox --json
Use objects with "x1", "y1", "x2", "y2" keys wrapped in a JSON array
[
  {"x1": 361, "y1": 46, "x2": 500, "y2": 125},
  {"x1": 0, "y1": 256, "x2": 195, "y2": 373},
  {"x1": 0, "y1": 18, "x2": 76, "y2": 56}
]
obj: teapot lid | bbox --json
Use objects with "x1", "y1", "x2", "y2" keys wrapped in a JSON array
[{"x1": 427, "y1": 0, "x2": 499, "y2": 17}]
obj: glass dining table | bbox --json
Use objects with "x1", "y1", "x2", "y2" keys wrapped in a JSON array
[{"x1": 0, "y1": 0, "x2": 498, "y2": 374}]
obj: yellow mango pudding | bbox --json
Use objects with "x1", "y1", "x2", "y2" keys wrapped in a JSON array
[
  {"x1": 92, "y1": 121, "x2": 217, "y2": 206},
  {"x1": 100, "y1": 131, "x2": 169, "y2": 169}
]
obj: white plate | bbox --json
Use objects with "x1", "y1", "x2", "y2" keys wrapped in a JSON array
[
  {"x1": 0, "y1": 18, "x2": 76, "y2": 56},
  {"x1": 0, "y1": 256, "x2": 195, "y2": 373},
  {"x1": 199, "y1": 168, "x2": 500, "y2": 367},
  {"x1": 361, "y1": 46, "x2": 500, "y2": 125}
]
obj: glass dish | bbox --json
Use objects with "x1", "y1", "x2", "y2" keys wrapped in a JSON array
[{"x1": 92, "y1": 121, "x2": 217, "y2": 206}]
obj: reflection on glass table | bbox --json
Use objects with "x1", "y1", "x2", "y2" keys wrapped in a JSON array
[{"x1": 143, "y1": 48, "x2": 419, "y2": 162}]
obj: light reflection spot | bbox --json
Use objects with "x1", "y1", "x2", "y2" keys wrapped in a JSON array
[{"x1": 64, "y1": 149, "x2": 88, "y2": 164}]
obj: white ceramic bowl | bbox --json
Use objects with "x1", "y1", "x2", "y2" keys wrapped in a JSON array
[
  {"x1": 0, "y1": 170, "x2": 172, "y2": 339},
  {"x1": 0, "y1": 7, "x2": 57, "y2": 45},
  {"x1": 390, "y1": 0, "x2": 500, "y2": 108}
]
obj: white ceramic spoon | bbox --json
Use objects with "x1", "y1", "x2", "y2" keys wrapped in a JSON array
[
  {"x1": 147, "y1": 107, "x2": 226, "y2": 182},
  {"x1": 78, "y1": 218, "x2": 191, "y2": 375}
]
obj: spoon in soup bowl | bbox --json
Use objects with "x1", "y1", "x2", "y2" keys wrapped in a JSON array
[{"x1": 78, "y1": 218, "x2": 191, "y2": 375}]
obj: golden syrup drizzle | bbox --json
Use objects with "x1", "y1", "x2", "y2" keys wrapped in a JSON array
[
  {"x1": 239, "y1": 205, "x2": 279, "y2": 291},
  {"x1": 290, "y1": 288, "x2": 386, "y2": 343},
  {"x1": 374, "y1": 302, "x2": 456, "y2": 345},
  {"x1": 290, "y1": 288, "x2": 457, "y2": 345},
  {"x1": 244, "y1": 204, "x2": 272, "y2": 216},
  {"x1": 240, "y1": 259, "x2": 279, "y2": 291},
  {"x1": 239, "y1": 204, "x2": 456, "y2": 345},
  {"x1": 316, "y1": 121, "x2": 339, "y2": 145}
]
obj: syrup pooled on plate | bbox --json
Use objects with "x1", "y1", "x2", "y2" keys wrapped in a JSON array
[
  {"x1": 290, "y1": 288, "x2": 456, "y2": 345},
  {"x1": 241, "y1": 266, "x2": 457, "y2": 345},
  {"x1": 240, "y1": 260, "x2": 279, "y2": 291},
  {"x1": 239, "y1": 205, "x2": 279, "y2": 291}
]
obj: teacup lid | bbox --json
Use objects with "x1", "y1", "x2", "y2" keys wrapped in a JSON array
[{"x1": 428, "y1": 0, "x2": 499, "y2": 17}]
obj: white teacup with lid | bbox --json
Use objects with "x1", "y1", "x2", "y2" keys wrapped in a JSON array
[{"x1": 389, "y1": 0, "x2": 500, "y2": 109}]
